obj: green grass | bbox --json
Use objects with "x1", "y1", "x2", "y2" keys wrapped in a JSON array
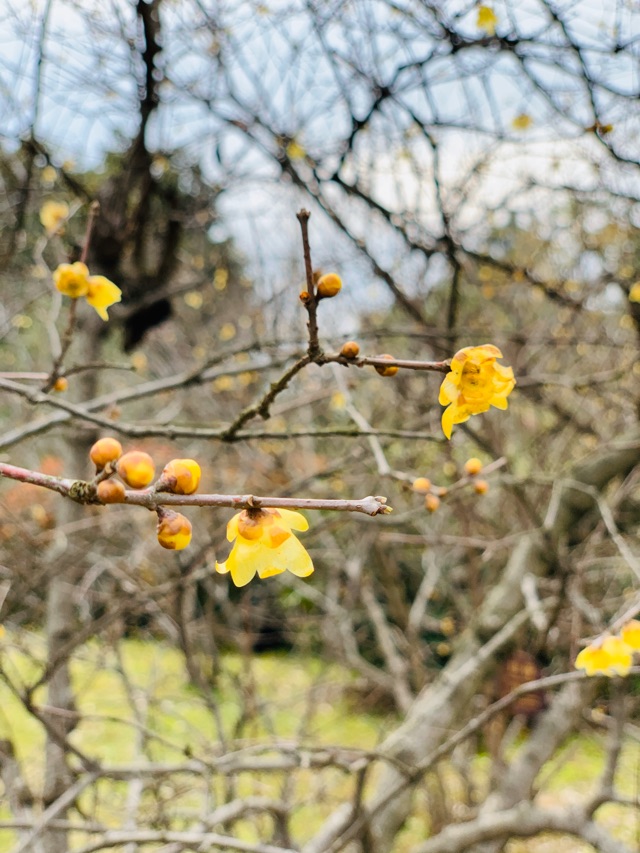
[{"x1": 1, "y1": 633, "x2": 639, "y2": 851}]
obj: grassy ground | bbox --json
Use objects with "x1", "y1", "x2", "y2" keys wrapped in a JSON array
[{"x1": 0, "y1": 633, "x2": 638, "y2": 851}]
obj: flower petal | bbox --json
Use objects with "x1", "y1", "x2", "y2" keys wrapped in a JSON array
[
  {"x1": 226, "y1": 512, "x2": 241, "y2": 542},
  {"x1": 277, "y1": 509, "x2": 309, "y2": 532},
  {"x1": 86, "y1": 276, "x2": 122, "y2": 321},
  {"x1": 225, "y1": 540, "x2": 260, "y2": 587}
]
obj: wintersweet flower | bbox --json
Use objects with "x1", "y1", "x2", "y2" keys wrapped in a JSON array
[
  {"x1": 439, "y1": 344, "x2": 515, "y2": 439},
  {"x1": 575, "y1": 635, "x2": 633, "y2": 677},
  {"x1": 52, "y1": 263, "x2": 121, "y2": 320},
  {"x1": 40, "y1": 200, "x2": 69, "y2": 234},
  {"x1": 216, "y1": 508, "x2": 313, "y2": 587},
  {"x1": 476, "y1": 5, "x2": 498, "y2": 34},
  {"x1": 621, "y1": 620, "x2": 640, "y2": 651},
  {"x1": 86, "y1": 275, "x2": 122, "y2": 320},
  {"x1": 53, "y1": 262, "x2": 90, "y2": 298}
]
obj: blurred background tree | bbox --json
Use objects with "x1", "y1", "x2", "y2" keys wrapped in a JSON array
[{"x1": 1, "y1": 1, "x2": 640, "y2": 851}]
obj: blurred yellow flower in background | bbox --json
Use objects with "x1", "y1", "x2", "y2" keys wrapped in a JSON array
[
  {"x1": 621, "y1": 619, "x2": 640, "y2": 651},
  {"x1": 53, "y1": 263, "x2": 121, "y2": 320},
  {"x1": 575, "y1": 635, "x2": 633, "y2": 677},
  {"x1": 477, "y1": 5, "x2": 498, "y2": 35},
  {"x1": 53, "y1": 262, "x2": 90, "y2": 298},
  {"x1": 40, "y1": 200, "x2": 69, "y2": 234},
  {"x1": 85, "y1": 275, "x2": 122, "y2": 320}
]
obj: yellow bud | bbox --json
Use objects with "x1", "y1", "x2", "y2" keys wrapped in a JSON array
[
  {"x1": 474, "y1": 479, "x2": 489, "y2": 495},
  {"x1": 117, "y1": 451, "x2": 155, "y2": 489},
  {"x1": 160, "y1": 459, "x2": 201, "y2": 495},
  {"x1": 440, "y1": 616, "x2": 455, "y2": 636},
  {"x1": 316, "y1": 272, "x2": 342, "y2": 298},
  {"x1": 96, "y1": 480, "x2": 126, "y2": 503},
  {"x1": 237, "y1": 512, "x2": 266, "y2": 540},
  {"x1": 412, "y1": 477, "x2": 431, "y2": 493},
  {"x1": 374, "y1": 354, "x2": 399, "y2": 377},
  {"x1": 53, "y1": 377, "x2": 68, "y2": 392},
  {"x1": 464, "y1": 457, "x2": 483, "y2": 476},
  {"x1": 157, "y1": 511, "x2": 192, "y2": 550},
  {"x1": 425, "y1": 494, "x2": 440, "y2": 512},
  {"x1": 340, "y1": 340, "x2": 360, "y2": 358},
  {"x1": 90, "y1": 437, "x2": 123, "y2": 469}
]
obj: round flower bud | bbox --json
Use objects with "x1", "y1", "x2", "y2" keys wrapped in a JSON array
[
  {"x1": 157, "y1": 511, "x2": 192, "y2": 550},
  {"x1": 464, "y1": 457, "x2": 483, "y2": 476},
  {"x1": 160, "y1": 459, "x2": 201, "y2": 495},
  {"x1": 53, "y1": 377, "x2": 68, "y2": 392},
  {"x1": 117, "y1": 450, "x2": 155, "y2": 489},
  {"x1": 96, "y1": 480, "x2": 126, "y2": 503},
  {"x1": 90, "y1": 437, "x2": 123, "y2": 470},
  {"x1": 299, "y1": 290, "x2": 310, "y2": 301},
  {"x1": 340, "y1": 341, "x2": 360, "y2": 359},
  {"x1": 425, "y1": 494, "x2": 440, "y2": 512},
  {"x1": 474, "y1": 479, "x2": 489, "y2": 495},
  {"x1": 412, "y1": 477, "x2": 431, "y2": 493},
  {"x1": 374, "y1": 354, "x2": 399, "y2": 377},
  {"x1": 316, "y1": 272, "x2": 342, "y2": 298}
]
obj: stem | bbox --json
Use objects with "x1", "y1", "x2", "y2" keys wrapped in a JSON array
[
  {"x1": 0, "y1": 462, "x2": 392, "y2": 516},
  {"x1": 41, "y1": 202, "x2": 100, "y2": 392},
  {"x1": 296, "y1": 209, "x2": 321, "y2": 359}
]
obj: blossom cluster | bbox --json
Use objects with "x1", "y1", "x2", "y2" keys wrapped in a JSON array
[
  {"x1": 90, "y1": 437, "x2": 200, "y2": 550},
  {"x1": 574, "y1": 621, "x2": 640, "y2": 677}
]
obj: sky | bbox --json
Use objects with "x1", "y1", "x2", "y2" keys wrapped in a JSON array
[{"x1": 1, "y1": 0, "x2": 638, "y2": 311}]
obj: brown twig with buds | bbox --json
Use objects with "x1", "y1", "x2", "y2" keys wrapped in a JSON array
[{"x1": 0, "y1": 462, "x2": 392, "y2": 517}]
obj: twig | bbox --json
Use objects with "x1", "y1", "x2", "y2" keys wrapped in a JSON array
[
  {"x1": 0, "y1": 462, "x2": 392, "y2": 516},
  {"x1": 41, "y1": 201, "x2": 100, "y2": 393},
  {"x1": 296, "y1": 208, "x2": 321, "y2": 359}
]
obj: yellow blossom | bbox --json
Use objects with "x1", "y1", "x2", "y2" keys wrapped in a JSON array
[
  {"x1": 511, "y1": 113, "x2": 533, "y2": 131},
  {"x1": 621, "y1": 620, "x2": 640, "y2": 651},
  {"x1": 575, "y1": 635, "x2": 633, "y2": 677},
  {"x1": 53, "y1": 262, "x2": 90, "y2": 298},
  {"x1": 40, "y1": 200, "x2": 69, "y2": 234},
  {"x1": 439, "y1": 344, "x2": 515, "y2": 439},
  {"x1": 53, "y1": 264, "x2": 122, "y2": 320},
  {"x1": 628, "y1": 281, "x2": 640, "y2": 302},
  {"x1": 286, "y1": 139, "x2": 306, "y2": 160},
  {"x1": 216, "y1": 508, "x2": 313, "y2": 587},
  {"x1": 86, "y1": 275, "x2": 122, "y2": 320},
  {"x1": 476, "y1": 5, "x2": 498, "y2": 35}
]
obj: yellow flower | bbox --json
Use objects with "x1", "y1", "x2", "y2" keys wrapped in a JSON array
[
  {"x1": 216, "y1": 508, "x2": 313, "y2": 587},
  {"x1": 511, "y1": 113, "x2": 533, "y2": 131},
  {"x1": 52, "y1": 264, "x2": 121, "y2": 320},
  {"x1": 476, "y1": 5, "x2": 498, "y2": 35},
  {"x1": 53, "y1": 262, "x2": 90, "y2": 298},
  {"x1": 86, "y1": 275, "x2": 122, "y2": 320},
  {"x1": 439, "y1": 344, "x2": 515, "y2": 439},
  {"x1": 628, "y1": 281, "x2": 640, "y2": 302},
  {"x1": 575, "y1": 635, "x2": 633, "y2": 677},
  {"x1": 40, "y1": 200, "x2": 69, "y2": 234},
  {"x1": 621, "y1": 620, "x2": 640, "y2": 651}
]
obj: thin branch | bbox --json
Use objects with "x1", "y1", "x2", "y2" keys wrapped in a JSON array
[{"x1": 0, "y1": 462, "x2": 392, "y2": 516}]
